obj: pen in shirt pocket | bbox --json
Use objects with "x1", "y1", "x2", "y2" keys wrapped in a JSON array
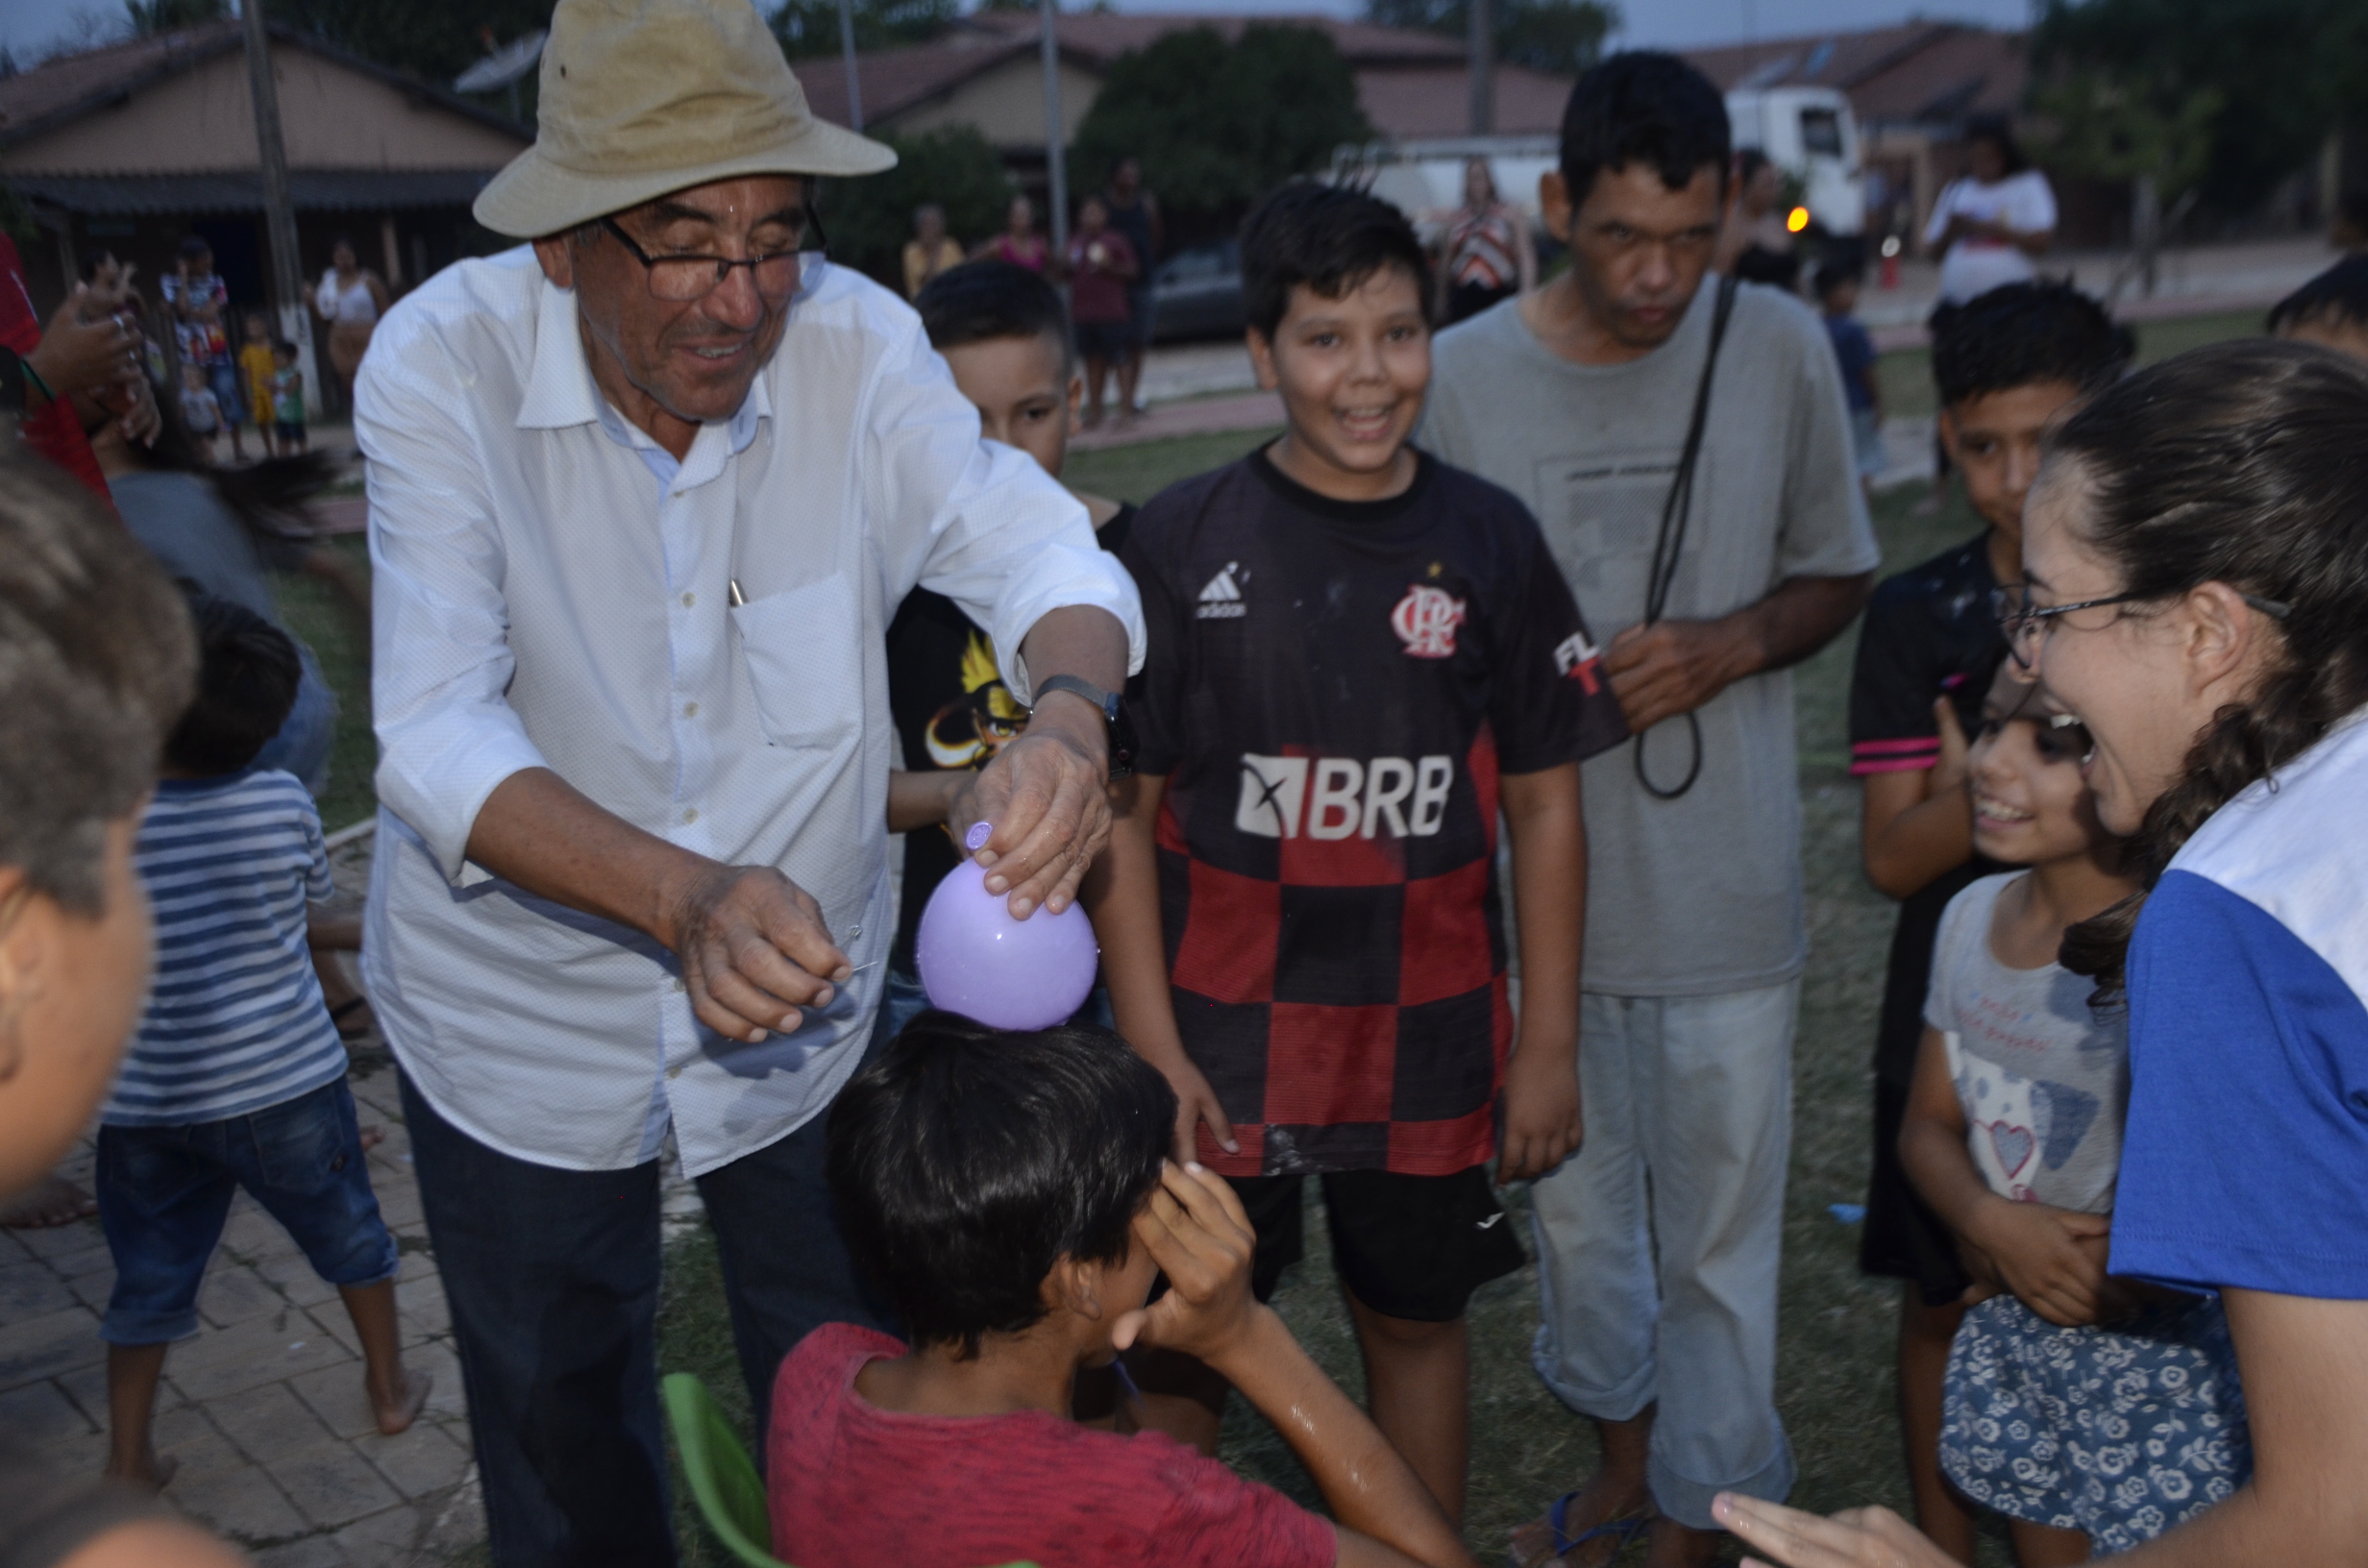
[{"x1": 728, "y1": 578, "x2": 746, "y2": 607}]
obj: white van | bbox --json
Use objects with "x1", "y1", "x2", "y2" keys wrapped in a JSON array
[{"x1": 1725, "y1": 86, "x2": 1865, "y2": 237}]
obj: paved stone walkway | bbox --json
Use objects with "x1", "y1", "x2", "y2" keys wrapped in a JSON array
[{"x1": 0, "y1": 1066, "x2": 484, "y2": 1566}]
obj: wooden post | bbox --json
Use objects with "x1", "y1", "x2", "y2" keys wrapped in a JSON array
[
  {"x1": 838, "y1": 0, "x2": 864, "y2": 132},
  {"x1": 1467, "y1": 0, "x2": 1493, "y2": 136},
  {"x1": 241, "y1": 0, "x2": 320, "y2": 419},
  {"x1": 1041, "y1": 0, "x2": 1069, "y2": 257}
]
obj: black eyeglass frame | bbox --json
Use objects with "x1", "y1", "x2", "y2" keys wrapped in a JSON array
[
  {"x1": 1989, "y1": 585, "x2": 2290, "y2": 669},
  {"x1": 595, "y1": 205, "x2": 826, "y2": 302}
]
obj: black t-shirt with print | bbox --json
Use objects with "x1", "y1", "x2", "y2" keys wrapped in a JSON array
[
  {"x1": 1122, "y1": 447, "x2": 1627, "y2": 1178},
  {"x1": 885, "y1": 507, "x2": 1135, "y2": 972},
  {"x1": 1847, "y1": 533, "x2": 2010, "y2": 1085}
]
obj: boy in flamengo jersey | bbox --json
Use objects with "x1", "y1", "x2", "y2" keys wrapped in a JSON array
[
  {"x1": 1091, "y1": 182, "x2": 1627, "y2": 1519},
  {"x1": 1848, "y1": 280, "x2": 2127, "y2": 1560}
]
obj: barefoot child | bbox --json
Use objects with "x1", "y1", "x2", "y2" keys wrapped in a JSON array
[
  {"x1": 772, "y1": 1012, "x2": 1479, "y2": 1568},
  {"x1": 1898, "y1": 668, "x2": 2248, "y2": 1562},
  {"x1": 95, "y1": 594, "x2": 428, "y2": 1486},
  {"x1": 1088, "y1": 181, "x2": 1627, "y2": 1518},
  {"x1": 1847, "y1": 281, "x2": 2126, "y2": 1559}
]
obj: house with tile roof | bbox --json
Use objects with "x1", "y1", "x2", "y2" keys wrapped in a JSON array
[{"x1": 0, "y1": 20, "x2": 529, "y2": 320}]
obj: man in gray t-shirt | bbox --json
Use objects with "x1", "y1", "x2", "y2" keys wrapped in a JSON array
[{"x1": 1420, "y1": 52, "x2": 1877, "y2": 1564}]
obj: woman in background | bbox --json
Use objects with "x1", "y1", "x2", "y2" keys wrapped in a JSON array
[
  {"x1": 312, "y1": 235, "x2": 389, "y2": 414},
  {"x1": 1437, "y1": 157, "x2": 1536, "y2": 324}
]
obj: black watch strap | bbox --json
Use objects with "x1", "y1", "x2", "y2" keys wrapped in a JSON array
[{"x1": 1032, "y1": 674, "x2": 1135, "y2": 780}]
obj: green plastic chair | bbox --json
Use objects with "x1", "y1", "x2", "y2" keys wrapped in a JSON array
[
  {"x1": 660, "y1": 1371, "x2": 1040, "y2": 1568},
  {"x1": 663, "y1": 1372, "x2": 787, "y2": 1568}
]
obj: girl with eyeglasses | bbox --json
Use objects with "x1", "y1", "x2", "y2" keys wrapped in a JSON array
[{"x1": 1715, "y1": 338, "x2": 2368, "y2": 1566}]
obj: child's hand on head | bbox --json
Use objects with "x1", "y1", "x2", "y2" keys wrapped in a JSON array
[
  {"x1": 1965, "y1": 1199, "x2": 2113, "y2": 1327},
  {"x1": 1112, "y1": 1162, "x2": 1263, "y2": 1363}
]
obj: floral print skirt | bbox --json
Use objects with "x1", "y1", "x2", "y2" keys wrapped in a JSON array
[{"x1": 1940, "y1": 1291, "x2": 2250, "y2": 1554}]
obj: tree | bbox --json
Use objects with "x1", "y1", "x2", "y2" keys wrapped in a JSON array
[
  {"x1": 816, "y1": 124, "x2": 1011, "y2": 289},
  {"x1": 127, "y1": 0, "x2": 228, "y2": 35},
  {"x1": 2031, "y1": 0, "x2": 2368, "y2": 215},
  {"x1": 770, "y1": 0, "x2": 955, "y2": 60},
  {"x1": 1071, "y1": 25, "x2": 1373, "y2": 232},
  {"x1": 270, "y1": 0, "x2": 557, "y2": 95},
  {"x1": 1365, "y1": 0, "x2": 1616, "y2": 76}
]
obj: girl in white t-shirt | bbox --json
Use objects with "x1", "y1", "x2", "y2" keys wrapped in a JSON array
[
  {"x1": 1924, "y1": 115, "x2": 2058, "y2": 304},
  {"x1": 1899, "y1": 666, "x2": 2247, "y2": 1564}
]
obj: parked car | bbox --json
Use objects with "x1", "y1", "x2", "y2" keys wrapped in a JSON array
[{"x1": 1149, "y1": 241, "x2": 1245, "y2": 341}]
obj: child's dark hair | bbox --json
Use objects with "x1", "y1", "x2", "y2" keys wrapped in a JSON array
[
  {"x1": 914, "y1": 260, "x2": 1073, "y2": 368},
  {"x1": 164, "y1": 592, "x2": 302, "y2": 777},
  {"x1": 826, "y1": 1011, "x2": 1176, "y2": 1358},
  {"x1": 1929, "y1": 282, "x2": 2129, "y2": 408},
  {"x1": 0, "y1": 454, "x2": 195, "y2": 915},
  {"x1": 2266, "y1": 254, "x2": 2368, "y2": 336},
  {"x1": 1240, "y1": 181, "x2": 1429, "y2": 340},
  {"x1": 2052, "y1": 340, "x2": 2368, "y2": 999},
  {"x1": 1813, "y1": 257, "x2": 1862, "y2": 301},
  {"x1": 1558, "y1": 52, "x2": 1730, "y2": 209}
]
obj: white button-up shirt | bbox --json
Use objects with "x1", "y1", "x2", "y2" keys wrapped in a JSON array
[{"x1": 354, "y1": 249, "x2": 1144, "y2": 1176}]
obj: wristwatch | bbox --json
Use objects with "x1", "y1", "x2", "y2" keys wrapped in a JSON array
[{"x1": 1032, "y1": 674, "x2": 1136, "y2": 780}]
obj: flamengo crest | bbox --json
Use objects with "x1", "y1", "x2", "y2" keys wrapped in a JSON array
[{"x1": 1391, "y1": 583, "x2": 1466, "y2": 658}]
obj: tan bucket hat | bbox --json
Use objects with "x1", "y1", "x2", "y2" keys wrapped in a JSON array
[{"x1": 474, "y1": 0, "x2": 896, "y2": 238}]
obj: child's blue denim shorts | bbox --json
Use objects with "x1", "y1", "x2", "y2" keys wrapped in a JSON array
[{"x1": 96, "y1": 1077, "x2": 398, "y2": 1345}]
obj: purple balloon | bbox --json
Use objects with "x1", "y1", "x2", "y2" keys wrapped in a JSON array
[{"x1": 914, "y1": 856, "x2": 1099, "y2": 1030}]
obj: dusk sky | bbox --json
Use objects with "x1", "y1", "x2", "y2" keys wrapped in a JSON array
[{"x1": 4, "y1": 0, "x2": 2033, "y2": 77}]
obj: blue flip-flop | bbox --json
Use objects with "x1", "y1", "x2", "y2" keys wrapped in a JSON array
[{"x1": 1508, "y1": 1492, "x2": 1655, "y2": 1568}]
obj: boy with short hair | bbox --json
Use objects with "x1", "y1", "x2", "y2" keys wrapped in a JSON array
[
  {"x1": 95, "y1": 593, "x2": 427, "y2": 1488},
  {"x1": 884, "y1": 260, "x2": 1132, "y2": 1036},
  {"x1": 2268, "y1": 253, "x2": 2368, "y2": 363},
  {"x1": 1848, "y1": 278, "x2": 2127, "y2": 1558},
  {"x1": 1090, "y1": 181, "x2": 1627, "y2": 1518},
  {"x1": 772, "y1": 1013, "x2": 1478, "y2": 1568},
  {"x1": 1816, "y1": 258, "x2": 1883, "y2": 492},
  {"x1": 176, "y1": 361, "x2": 223, "y2": 461}
]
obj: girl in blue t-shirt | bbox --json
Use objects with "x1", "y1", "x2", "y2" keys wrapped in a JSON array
[
  {"x1": 1712, "y1": 340, "x2": 2368, "y2": 1567},
  {"x1": 1901, "y1": 665, "x2": 2245, "y2": 1562}
]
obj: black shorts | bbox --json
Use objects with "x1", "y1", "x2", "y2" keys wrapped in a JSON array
[
  {"x1": 1859, "y1": 1076, "x2": 1972, "y2": 1307},
  {"x1": 1231, "y1": 1165, "x2": 1524, "y2": 1323},
  {"x1": 1073, "y1": 318, "x2": 1134, "y2": 363}
]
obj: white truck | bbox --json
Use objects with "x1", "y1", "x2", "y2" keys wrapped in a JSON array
[{"x1": 1723, "y1": 86, "x2": 1867, "y2": 238}]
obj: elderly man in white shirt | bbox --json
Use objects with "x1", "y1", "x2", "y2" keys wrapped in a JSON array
[{"x1": 354, "y1": 1, "x2": 1141, "y2": 1557}]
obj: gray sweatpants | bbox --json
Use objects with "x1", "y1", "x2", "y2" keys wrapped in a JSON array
[{"x1": 1528, "y1": 979, "x2": 1800, "y2": 1529}]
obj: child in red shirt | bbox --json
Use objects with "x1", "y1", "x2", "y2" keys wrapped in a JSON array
[{"x1": 768, "y1": 1013, "x2": 1480, "y2": 1568}]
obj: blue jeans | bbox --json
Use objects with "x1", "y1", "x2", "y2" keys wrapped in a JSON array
[
  {"x1": 96, "y1": 1077, "x2": 396, "y2": 1344},
  {"x1": 1527, "y1": 980, "x2": 1800, "y2": 1529},
  {"x1": 402, "y1": 1063, "x2": 892, "y2": 1568}
]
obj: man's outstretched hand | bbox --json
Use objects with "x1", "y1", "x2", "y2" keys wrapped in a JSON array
[
  {"x1": 949, "y1": 690, "x2": 1110, "y2": 919},
  {"x1": 657, "y1": 861, "x2": 850, "y2": 1043}
]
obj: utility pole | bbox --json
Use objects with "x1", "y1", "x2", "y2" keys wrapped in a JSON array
[
  {"x1": 240, "y1": 0, "x2": 318, "y2": 417},
  {"x1": 837, "y1": 0, "x2": 863, "y2": 131},
  {"x1": 1467, "y1": 0, "x2": 1493, "y2": 136},
  {"x1": 1040, "y1": 0, "x2": 1068, "y2": 257}
]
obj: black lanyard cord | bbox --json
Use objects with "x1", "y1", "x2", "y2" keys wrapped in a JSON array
[{"x1": 1634, "y1": 274, "x2": 1740, "y2": 802}]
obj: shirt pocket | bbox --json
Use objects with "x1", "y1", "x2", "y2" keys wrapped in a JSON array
[{"x1": 729, "y1": 576, "x2": 863, "y2": 748}]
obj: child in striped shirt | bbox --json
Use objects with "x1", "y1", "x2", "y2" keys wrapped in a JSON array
[{"x1": 95, "y1": 594, "x2": 428, "y2": 1489}]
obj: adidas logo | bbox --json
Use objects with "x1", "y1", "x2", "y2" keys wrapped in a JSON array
[{"x1": 1196, "y1": 561, "x2": 1247, "y2": 619}]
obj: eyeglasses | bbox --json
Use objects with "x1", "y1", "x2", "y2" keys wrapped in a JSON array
[
  {"x1": 1990, "y1": 585, "x2": 2147, "y2": 669},
  {"x1": 596, "y1": 207, "x2": 826, "y2": 303},
  {"x1": 1990, "y1": 584, "x2": 2292, "y2": 670}
]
